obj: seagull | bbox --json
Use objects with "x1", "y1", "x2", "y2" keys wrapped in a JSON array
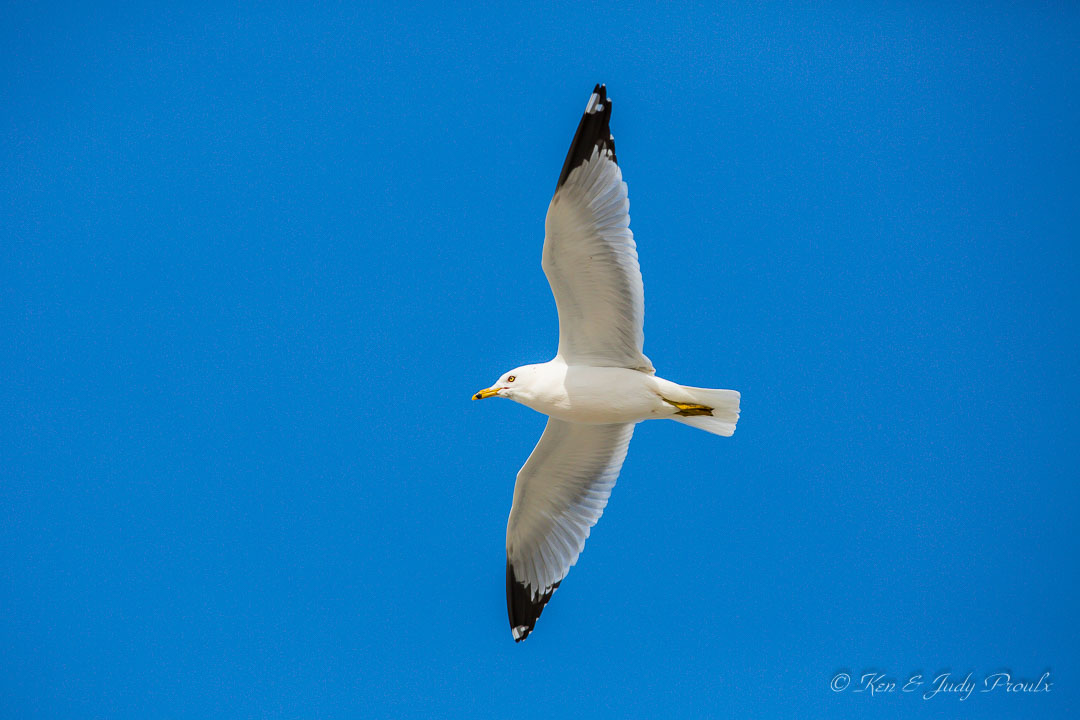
[{"x1": 473, "y1": 84, "x2": 740, "y2": 642}]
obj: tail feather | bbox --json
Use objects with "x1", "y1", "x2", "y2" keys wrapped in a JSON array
[{"x1": 669, "y1": 386, "x2": 740, "y2": 437}]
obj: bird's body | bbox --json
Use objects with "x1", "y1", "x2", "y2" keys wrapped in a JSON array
[
  {"x1": 474, "y1": 85, "x2": 740, "y2": 642},
  {"x1": 484, "y1": 360, "x2": 739, "y2": 429},
  {"x1": 500, "y1": 361, "x2": 657, "y2": 424}
]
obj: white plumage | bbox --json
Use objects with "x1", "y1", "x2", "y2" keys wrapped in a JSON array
[
  {"x1": 474, "y1": 85, "x2": 740, "y2": 642},
  {"x1": 507, "y1": 420, "x2": 633, "y2": 609},
  {"x1": 544, "y1": 145, "x2": 653, "y2": 373}
]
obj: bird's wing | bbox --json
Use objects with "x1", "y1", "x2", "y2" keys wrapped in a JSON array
[
  {"x1": 505, "y1": 418, "x2": 635, "y2": 641},
  {"x1": 543, "y1": 84, "x2": 653, "y2": 373}
]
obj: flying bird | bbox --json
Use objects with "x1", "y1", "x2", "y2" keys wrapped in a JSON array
[{"x1": 473, "y1": 85, "x2": 740, "y2": 642}]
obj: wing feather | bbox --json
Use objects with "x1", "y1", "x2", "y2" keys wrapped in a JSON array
[
  {"x1": 543, "y1": 85, "x2": 652, "y2": 372},
  {"x1": 505, "y1": 419, "x2": 634, "y2": 641}
]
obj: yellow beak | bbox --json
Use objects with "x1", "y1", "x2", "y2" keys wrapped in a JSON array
[{"x1": 472, "y1": 387, "x2": 500, "y2": 401}]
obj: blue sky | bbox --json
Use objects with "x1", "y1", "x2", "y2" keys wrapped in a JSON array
[{"x1": 2, "y1": 2, "x2": 1078, "y2": 718}]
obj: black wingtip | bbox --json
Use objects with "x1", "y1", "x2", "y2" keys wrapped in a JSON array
[
  {"x1": 555, "y1": 84, "x2": 618, "y2": 190},
  {"x1": 506, "y1": 560, "x2": 560, "y2": 642}
]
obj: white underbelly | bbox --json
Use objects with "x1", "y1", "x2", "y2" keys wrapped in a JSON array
[{"x1": 530, "y1": 366, "x2": 664, "y2": 424}]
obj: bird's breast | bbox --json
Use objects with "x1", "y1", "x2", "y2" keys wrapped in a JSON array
[{"x1": 526, "y1": 366, "x2": 661, "y2": 424}]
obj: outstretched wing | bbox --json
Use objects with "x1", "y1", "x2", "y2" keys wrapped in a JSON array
[
  {"x1": 505, "y1": 419, "x2": 635, "y2": 641},
  {"x1": 543, "y1": 84, "x2": 653, "y2": 373}
]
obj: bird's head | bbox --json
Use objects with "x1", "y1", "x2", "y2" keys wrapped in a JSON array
[{"x1": 472, "y1": 365, "x2": 541, "y2": 403}]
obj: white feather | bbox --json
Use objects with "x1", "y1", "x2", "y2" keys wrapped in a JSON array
[
  {"x1": 506, "y1": 419, "x2": 634, "y2": 598},
  {"x1": 543, "y1": 146, "x2": 653, "y2": 373}
]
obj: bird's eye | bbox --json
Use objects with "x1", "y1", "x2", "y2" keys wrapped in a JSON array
[{"x1": 507, "y1": 375, "x2": 516, "y2": 382}]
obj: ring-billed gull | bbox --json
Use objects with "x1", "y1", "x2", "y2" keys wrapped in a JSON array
[{"x1": 473, "y1": 84, "x2": 740, "y2": 642}]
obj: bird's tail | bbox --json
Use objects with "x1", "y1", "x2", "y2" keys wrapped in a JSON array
[{"x1": 665, "y1": 385, "x2": 741, "y2": 437}]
